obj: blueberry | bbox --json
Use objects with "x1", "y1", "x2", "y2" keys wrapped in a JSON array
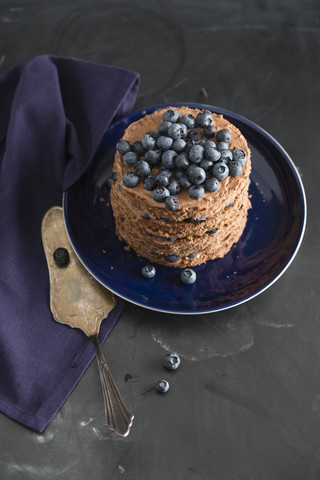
[
  {"x1": 232, "y1": 148, "x2": 247, "y2": 165},
  {"x1": 189, "y1": 144, "x2": 204, "y2": 164},
  {"x1": 158, "y1": 121, "x2": 172, "y2": 135},
  {"x1": 212, "y1": 162, "x2": 229, "y2": 180},
  {"x1": 185, "y1": 139, "x2": 196, "y2": 152},
  {"x1": 133, "y1": 140, "x2": 146, "y2": 157},
  {"x1": 141, "y1": 133, "x2": 156, "y2": 150},
  {"x1": 217, "y1": 142, "x2": 229, "y2": 152},
  {"x1": 180, "y1": 113, "x2": 195, "y2": 129},
  {"x1": 175, "y1": 169, "x2": 185, "y2": 180},
  {"x1": 156, "y1": 380, "x2": 170, "y2": 393},
  {"x1": 188, "y1": 166, "x2": 206, "y2": 185},
  {"x1": 164, "y1": 254, "x2": 180, "y2": 262},
  {"x1": 122, "y1": 172, "x2": 140, "y2": 188},
  {"x1": 168, "y1": 180, "x2": 181, "y2": 195},
  {"x1": 165, "y1": 195, "x2": 180, "y2": 211},
  {"x1": 180, "y1": 268, "x2": 197, "y2": 284},
  {"x1": 152, "y1": 187, "x2": 170, "y2": 202},
  {"x1": 225, "y1": 200, "x2": 235, "y2": 208},
  {"x1": 228, "y1": 160, "x2": 243, "y2": 176},
  {"x1": 112, "y1": 171, "x2": 117, "y2": 182},
  {"x1": 53, "y1": 247, "x2": 69, "y2": 266},
  {"x1": 205, "y1": 176, "x2": 220, "y2": 192},
  {"x1": 116, "y1": 139, "x2": 131, "y2": 155},
  {"x1": 187, "y1": 128, "x2": 202, "y2": 142},
  {"x1": 200, "y1": 159, "x2": 214, "y2": 170},
  {"x1": 205, "y1": 147, "x2": 221, "y2": 162},
  {"x1": 146, "y1": 130, "x2": 159, "y2": 139},
  {"x1": 158, "y1": 168, "x2": 173, "y2": 179},
  {"x1": 188, "y1": 253, "x2": 199, "y2": 258},
  {"x1": 142, "y1": 264, "x2": 156, "y2": 278},
  {"x1": 162, "y1": 149, "x2": 177, "y2": 169},
  {"x1": 144, "y1": 149, "x2": 161, "y2": 166},
  {"x1": 162, "y1": 109, "x2": 179, "y2": 123},
  {"x1": 157, "y1": 136, "x2": 174, "y2": 151},
  {"x1": 203, "y1": 124, "x2": 216, "y2": 138},
  {"x1": 179, "y1": 174, "x2": 192, "y2": 189},
  {"x1": 168, "y1": 123, "x2": 185, "y2": 140},
  {"x1": 207, "y1": 228, "x2": 219, "y2": 234},
  {"x1": 144, "y1": 175, "x2": 156, "y2": 191},
  {"x1": 196, "y1": 111, "x2": 213, "y2": 127},
  {"x1": 166, "y1": 237, "x2": 177, "y2": 242},
  {"x1": 172, "y1": 138, "x2": 186, "y2": 153},
  {"x1": 219, "y1": 149, "x2": 233, "y2": 162},
  {"x1": 188, "y1": 185, "x2": 205, "y2": 199},
  {"x1": 163, "y1": 352, "x2": 181, "y2": 370},
  {"x1": 175, "y1": 152, "x2": 190, "y2": 170},
  {"x1": 178, "y1": 123, "x2": 188, "y2": 138},
  {"x1": 155, "y1": 172, "x2": 170, "y2": 187},
  {"x1": 134, "y1": 160, "x2": 151, "y2": 177},
  {"x1": 123, "y1": 151, "x2": 138, "y2": 167},
  {"x1": 216, "y1": 129, "x2": 232, "y2": 143}
]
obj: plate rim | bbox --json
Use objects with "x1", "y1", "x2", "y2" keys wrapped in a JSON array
[{"x1": 63, "y1": 102, "x2": 307, "y2": 315}]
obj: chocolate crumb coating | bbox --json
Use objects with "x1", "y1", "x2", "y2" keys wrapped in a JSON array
[{"x1": 110, "y1": 107, "x2": 251, "y2": 267}]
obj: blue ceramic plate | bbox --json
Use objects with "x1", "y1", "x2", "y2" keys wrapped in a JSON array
[{"x1": 63, "y1": 103, "x2": 307, "y2": 314}]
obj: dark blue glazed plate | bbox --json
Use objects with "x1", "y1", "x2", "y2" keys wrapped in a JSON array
[{"x1": 63, "y1": 103, "x2": 307, "y2": 314}]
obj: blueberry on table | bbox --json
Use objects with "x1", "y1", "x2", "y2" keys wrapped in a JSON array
[
  {"x1": 53, "y1": 247, "x2": 69, "y2": 266},
  {"x1": 180, "y1": 268, "x2": 197, "y2": 284},
  {"x1": 163, "y1": 352, "x2": 181, "y2": 370},
  {"x1": 156, "y1": 380, "x2": 170, "y2": 393},
  {"x1": 142, "y1": 265, "x2": 156, "y2": 278}
]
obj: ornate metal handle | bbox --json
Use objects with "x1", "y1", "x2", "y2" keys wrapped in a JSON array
[{"x1": 90, "y1": 334, "x2": 134, "y2": 437}]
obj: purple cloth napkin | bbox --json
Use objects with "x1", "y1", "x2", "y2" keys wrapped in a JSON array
[{"x1": 0, "y1": 55, "x2": 139, "y2": 432}]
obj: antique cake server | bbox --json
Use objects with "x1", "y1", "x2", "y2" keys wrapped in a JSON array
[{"x1": 41, "y1": 206, "x2": 133, "y2": 437}]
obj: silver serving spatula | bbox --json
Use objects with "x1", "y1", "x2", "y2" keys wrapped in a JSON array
[{"x1": 41, "y1": 206, "x2": 134, "y2": 437}]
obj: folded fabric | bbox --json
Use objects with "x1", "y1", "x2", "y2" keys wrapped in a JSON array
[{"x1": 0, "y1": 55, "x2": 139, "y2": 432}]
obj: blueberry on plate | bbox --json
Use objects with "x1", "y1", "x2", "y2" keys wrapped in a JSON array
[
  {"x1": 168, "y1": 123, "x2": 185, "y2": 140},
  {"x1": 205, "y1": 176, "x2": 220, "y2": 192},
  {"x1": 144, "y1": 149, "x2": 161, "y2": 166},
  {"x1": 156, "y1": 380, "x2": 170, "y2": 393},
  {"x1": 134, "y1": 160, "x2": 151, "y2": 178},
  {"x1": 203, "y1": 124, "x2": 216, "y2": 138},
  {"x1": 53, "y1": 247, "x2": 69, "y2": 266},
  {"x1": 158, "y1": 121, "x2": 172, "y2": 135},
  {"x1": 188, "y1": 166, "x2": 206, "y2": 185},
  {"x1": 163, "y1": 352, "x2": 181, "y2": 370},
  {"x1": 180, "y1": 268, "x2": 197, "y2": 284},
  {"x1": 141, "y1": 265, "x2": 156, "y2": 278}
]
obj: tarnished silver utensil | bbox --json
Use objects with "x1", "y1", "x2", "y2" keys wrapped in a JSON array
[{"x1": 41, "y1": 206, "x2": 133, "y2": 437}]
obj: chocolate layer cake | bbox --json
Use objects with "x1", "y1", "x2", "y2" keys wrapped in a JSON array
[{"x1": 110, "y1": 106, "x2": 251, "y2": 267}]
